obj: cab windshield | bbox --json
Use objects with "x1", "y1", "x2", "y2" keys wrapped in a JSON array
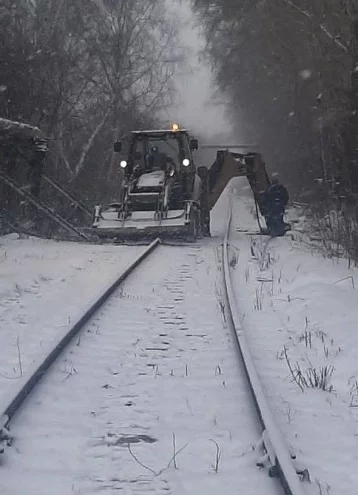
[
  {"x1": 132, "y1": 132, "x2": 186, "y2": 172},
  {"x1": 147, "y1": 136, "x2": 180, "y2": 165}
]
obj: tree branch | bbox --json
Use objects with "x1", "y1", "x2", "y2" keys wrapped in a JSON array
[
  {"x1": 282, "y1": 0, "x2": 349, "y2": 53},
  {"x1": 73, "y1": 103, "x2": 112, "y2": 179}
]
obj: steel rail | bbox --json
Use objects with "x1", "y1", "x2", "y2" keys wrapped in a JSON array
[
  {"x1": 0, "y1": 171, "x2": 90, "y2": 242},
  {"x1": 222, "y1": 209, "x2": 307, "y2": 495},
  {"x1": 0, "y1": 238, "x2": 161, "y2": 438},
  {"x1": 42, "y1": 174, "x2": 93, "y2": 218},
  {"x1": 1, "y1": 216, "x2": 306, "y2": 495}
]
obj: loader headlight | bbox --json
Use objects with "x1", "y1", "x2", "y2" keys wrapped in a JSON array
[
  {"x1": 182, "y1": 158, "x2": 190, "y2": 167},
  {"x1": 120, "y1": 160, "x2": 127, "y2": 168}
]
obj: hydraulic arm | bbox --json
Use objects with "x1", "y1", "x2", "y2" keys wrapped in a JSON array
[{"x1": 205, "y1": 150, "x2": 271, "y2": 213}]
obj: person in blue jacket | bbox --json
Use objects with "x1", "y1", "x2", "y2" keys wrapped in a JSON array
[{"x1": 263, "y1": 175, "x2": 289, "y2": 236}]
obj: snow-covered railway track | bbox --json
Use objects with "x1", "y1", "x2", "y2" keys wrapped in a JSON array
[{"x1": 0, "y1": 230, "x2": 303, "y2": 494}]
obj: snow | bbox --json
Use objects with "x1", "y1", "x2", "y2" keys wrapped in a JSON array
[
  {"x1": 228, "y1": 177, "x2": 358, "y2": 495},
  {"x1": 1, "y1": 176, "x2": 358, "y2": 494},
  {"x1": 0, "y1": 117, "x2": 42, "y2": 136},
  {"x1": 299, "y1": 70, "x2": 312, "y2": 80},
  {"x1": 0, "y1": 240, "x2": 280, "y2": 495},
  {"x1": 223, "y1": 215, "x2": 306, "y2": 495},
  {"x1": 136, "y1": 170, "x2": 165, "y2": 188},
  {"x1": 0, "y1": 235, "x2": 143, "y2": 403}
]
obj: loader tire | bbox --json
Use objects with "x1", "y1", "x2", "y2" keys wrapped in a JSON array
[
  {"x1": 187, "y1": 206, "x2": 199, "y2": 243},
  {"x1": 201, "y1": 206, "x2": 211, "y2": 237}
]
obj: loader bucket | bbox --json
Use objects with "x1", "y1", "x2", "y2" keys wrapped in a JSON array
[{"x1": 88, "y1": 206, "x2": 199, "y2": 243}]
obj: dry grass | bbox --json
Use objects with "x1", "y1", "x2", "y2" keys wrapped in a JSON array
[
  {"x1": 210, "y1": 439, "x2": 222, "y2": 473},
  {"x1": 283, "y1": 347, "x2": 334, "y2": 392}
]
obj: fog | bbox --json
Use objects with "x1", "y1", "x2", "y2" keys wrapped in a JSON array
[{"x1": 164, "y1": 1, "x2": 234, "y2": 150}]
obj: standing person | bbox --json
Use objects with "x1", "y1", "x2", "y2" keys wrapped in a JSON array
[{"x1": 263, "y1": 174, "x2": 289, "y2": 236}]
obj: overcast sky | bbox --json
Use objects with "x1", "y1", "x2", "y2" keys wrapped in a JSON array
[{"x1": 164, "y1": 1, "x2": 233, "y2": 141}]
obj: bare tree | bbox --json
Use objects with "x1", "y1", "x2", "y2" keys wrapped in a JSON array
[
  {"x1": 192, "y1": 0, "x2": 357, "y2": 192},
  {"x1": 192, "y1": 0, "x2": 358, "y2": 259},
  {"x1": 0, "y1": 0, "x2": 183, "y2": 202}
]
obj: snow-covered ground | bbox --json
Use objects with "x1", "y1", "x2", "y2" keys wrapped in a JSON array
[
  {"x1": 0, "y1": 235, "x2": 143, "y2": 402},
  {"x1": 0, "y1": 241, "x2": 280, "y2": 495},
  {"x1": 228, "y1": 177, "x2": 358, "y2": 495},
  {"x1": 1, "y1": 178, "x2": 358, "y2": 494}
]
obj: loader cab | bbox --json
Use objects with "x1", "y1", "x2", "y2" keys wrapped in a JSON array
[{"x1": 119, "y1": 128, "x2": 197, "y2": 179}]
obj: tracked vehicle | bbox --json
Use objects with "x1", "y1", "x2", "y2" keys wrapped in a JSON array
[{"x1": 92, "y1": 124, "x2": 272, "y2": 242}]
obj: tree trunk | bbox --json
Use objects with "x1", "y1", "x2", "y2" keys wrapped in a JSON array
[{"x1": 350, "y1": 17, "x2": 358, "y2": 187}]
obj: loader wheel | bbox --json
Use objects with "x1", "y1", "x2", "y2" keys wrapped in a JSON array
[
  {"x1": 201, "y1": 207, "x2": 211, "y2": 237},
  {"x1": 187, "y1": 206, "x2": 199, "y2": 243}
]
